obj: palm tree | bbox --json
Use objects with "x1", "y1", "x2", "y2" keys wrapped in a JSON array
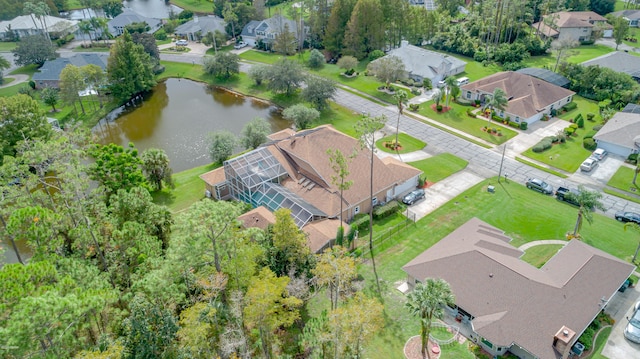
[
  {"x1": 443, "y1": 76, "x2": 458, "y2": 108},
  {"x1": 568, "y1": 185, "x2": 605, "y2": 238},
  {"x1": 78, "y1": 20, "x2": 94, "y2": 45},
  {"x1": 486, "y1": 88, "x2": 508, "y2": 122},
  {"x1": 393, "y1": 90, "x2": 409, "y2": 151},
  {"x1": 406, "y1": 278, "x2": 455, "y2": 359},
  {"x1": 432, "y1": 88, "x2": 442, "y2": 107},
  {"x1": 625, "y1": 222, "x2": 640, "y2": 263}
]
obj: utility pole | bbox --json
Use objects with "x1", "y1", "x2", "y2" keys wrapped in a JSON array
[{"x1": 498, "y1": 143, "x2": 507, "y2": 183}]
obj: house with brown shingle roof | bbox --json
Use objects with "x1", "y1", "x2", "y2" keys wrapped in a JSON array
[
  {"x1": 593, "y1": 112, "x2": 640, "y2": 157},
  {"x1": 403, "y1": 218, "x2": 634, "y2": 359},
  {"x1": 200, "y1": 125, "x2": 422, "y2": 252},
  {"x1": 460, "y1": 71, "x2": 575, "y2": 125},
  {"x1": 531, "y1": 11, "x2": 612, "y2": 42}
]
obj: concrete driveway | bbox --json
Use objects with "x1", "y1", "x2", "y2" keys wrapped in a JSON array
[
  {"x1": 602, "y1": 285, "x2": 640, "y2": 358},
  {"x1": 571, "y1": 155, "x2": 625, "y2": 185}
]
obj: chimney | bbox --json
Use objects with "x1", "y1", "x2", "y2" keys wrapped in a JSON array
[
  {"x1": 401, "y1": 40, "x2": 409, "y2": 48},
  {"x1": 552, "y1": 326, "x2": 576, "y2": 359}
]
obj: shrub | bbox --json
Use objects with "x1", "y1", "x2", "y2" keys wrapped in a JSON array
[
  {"x1": 466, "y1": 109, "x2": 476, "y2": 118},
  {"x1": 586, "y1": 112, "x2": 595, "y2": 121},
  {"x1": 565, "y1": 127, "x2": 575, "y2": 136},
  {"x1": 344, "y1": 68, "x2": 355, "y2": 76},
  {"x1": 373, "y1": 200, "x2": 401, "y2": 220},
  {"x1": 628, "y1": 153, "x2": 638, "y2": 164},
  {"x1": 368, "y1": 49, "x2": 385, "y2": 61},
  {"x1": 593, "y1": 124, "x2": 604, "y2": 131},
  {"x1": 350, "y1": 214, "x2": 370, "y2": 231},
  {"x1": 418, "y1": 175, "x2": 426, "y2": 187},
  {"x1": 583, "y1": 130, "x2": 597, "y2": 139},
  {"x1": 570, "y1": 123, "x2": 578, "y2": 130},
  {"x1": 335, "y1": 226, "x2": 344, "y2": 246},
  {"x1": 436, "y1": 104, "x2": 443, "y2": 112},
  {"x1": 550, "y1": 108, "x2": 557, "y2": 117},
  {"x1": 520, "y1": 122, "x2": 528, "y2": 130},
  {"x1": 508, "y1": 121, "x2": 519, "y2": 128},
  {"x1": 307, "y1": 49, "x2": 325, "y2": 69},
  {"x1": 576, "y1": 117, "x2": 584, "y2": 128},
  {"x1": 422, "y1": 78, "x2": 432, "y2": 90},
  {"x1": 409, "y1": 103, "x2": 420, "y2": 111},
  {"x1": 473, "y1": 51, "x2": 488, "y2": 62},
  {"x1": 583, "y1": 138, "x2": 597, "y2": 150},
  {"x1": 154, "y1": 29, "x2": 167, "y2": 40},
  {"x1": 532, "y1": 137, "x2": 553, "y2": 152},
  {"x1": 563, "y1": 102, "x2": 578, "y2": 111},
  {"x1": 28, "y1": 80, "x2": 36, "y2": 90}
]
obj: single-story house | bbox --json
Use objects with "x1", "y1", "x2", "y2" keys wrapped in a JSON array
[
  {"x1": 174, "y1": 15, "x2": 226, "y2": 42},
  {"x1": 375, "y1": 40, "x2": 466, "y2": 84},
  {"x1": 240, "y1": 14, "x2": 303, "y2": 47},
  {"x1": 200, "y1": 125, "x2": 422, "y2": 252},
  {"x1": 532, "y1": 11, "x2": 612, "y2": 42},
  {"x1": 610, "y1": 9, "x2": 640, "y2": 27},
  {"x1": 581, "y1": 51, "x2": 640, "y2": 82},
  {"x1": 107, "y1": 9, "x2": 162, "y2": 37},
  {"x1": 593, "y1": 111, "x2": 640, "y2": 157},
  {"x1": 32, "y1": 53, "x2": 109, "y2": 89},
  {"x1": 460, "y1": 71, "x2": 575, "y2": 125},
  {"x1": 0, "y1": 14, "x2": 77, "y2": 41},
  {"x1": 403, "y1": 218, "x2": 635, "y2": 359}
]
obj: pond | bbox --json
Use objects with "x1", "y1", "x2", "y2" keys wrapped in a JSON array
[
  {"x1": 122, "y1": 0, "x2": 183, "y2": 19},
  {"x1": 94, "y1": 78, "x2": 289, "y2": 172}
]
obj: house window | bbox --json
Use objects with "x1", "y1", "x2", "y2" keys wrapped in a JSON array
[
  {"x1": 567, "y1": 96, "x2": 572, "y2": 103},
  {"x1": 466, "y1": 92, "x2": 471, "y2": 99},
  {"x1": 372, "y1": 197, "x2": 378, "y2": 206},
  {"x1": 354, "y1": 206, "x2": 360, "y2": 214},
  {"x1": 481, "y1": 338, "x2": 494, "y2": 349}
]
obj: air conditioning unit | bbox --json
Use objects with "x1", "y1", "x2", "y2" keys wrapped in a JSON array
[{"x1": 572, "y1": 342, "x2": 585, "y2": 356}]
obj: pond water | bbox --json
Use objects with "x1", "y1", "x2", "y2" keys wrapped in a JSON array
[
  {"x1": 94, "y1": 78, "x2": 289, "y2": 172},
  {"x1": 122, "y1": 0, "x2": 184, "y2": 19}
]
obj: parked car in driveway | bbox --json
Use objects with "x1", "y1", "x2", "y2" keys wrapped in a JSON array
[
  {"x1": 525, "y1": 178, "x2": 553, "y2": 195},
  {"x1": 624, "y1": 301, "x2": 640, "y2": 343},
  {"x1": 580, "y1": 157, "x2": 598, "y2": 172},
  {"x1": 592, "y1": 148, "x2": 607, "y2": 161},
  {"x1": 176, "y1": 39, "x2": 188, "y2": 46},
  {"x1": 402, "y1": 189, "x2": 425, "y2": 205},
  {"x1": 234, "y1": 41, "x2": 248, "y2": 49},
  {"x1": 615, "y1": 211, "x2": 640, "y2": 224}
]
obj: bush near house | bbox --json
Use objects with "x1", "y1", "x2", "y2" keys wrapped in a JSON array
[{"x1": 373, "y1": 200, "x2": 402, "y2": 220}]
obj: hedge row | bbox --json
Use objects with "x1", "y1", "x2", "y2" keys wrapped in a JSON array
[{"x1": 373, "y1": 200, "x2": 402, "y2": 220}]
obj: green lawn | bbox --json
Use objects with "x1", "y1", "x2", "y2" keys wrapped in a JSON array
[
  {"x1": 589, "y1": 327, "x2": 612, "y2": 359},
  {"x1": 607, "y1": 165, "x2": 640, "y2": 196},
  {"x1": 523, "y1": 45, "x2": 614, "y2": 69},
  {"x1": 167, "y1": 0, "x2": 213, "y2": 13},
  {"x1": 151, "y1": 162, "x2": 220, "y2": 212},
  {"x1": 522, "y1": 96, "x2": 600, "y2": 172},
  {"x1": 408, "y1": 153, "x2": 468, "y2": 183},
  {"x1": 0, "y1": 64, "x2": 39, "y2": 97},
  {"x1": 430, "y1": 326, "x2": 455, "y2": 341},
  {"x1": 1, "y1": 77, "x2": 15, "y2": 86},
  {"x1": 604, "y1": 188, "x2": 640, "y2": 205},
  {"x1": 0, "y1": 41, "x2": 17, "y2": 52},
  {"x1": 521, "y1": 244, "x2": 565, "y2": 268},
  {"x1": 376, "y1": 133, "x2": 426, "y2": 154},
  {"x1": 415, "y1": 102, "x2": 518, "y2": 145}
]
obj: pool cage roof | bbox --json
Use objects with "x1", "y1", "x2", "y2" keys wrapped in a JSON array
[
  {"x1": 256, "y1": 182, "x2": 326, "y2": 227},
  {"x1": 225, "y1": 147, "x2": 287, "y2": 189}
]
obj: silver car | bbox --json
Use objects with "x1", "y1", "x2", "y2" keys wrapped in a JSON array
[
  {"x1": 580, "y1": 157, "x2": 598, "y2": 172},
  {"x1": 625, "y1": 301, "x2": 640, "y2": 343}
]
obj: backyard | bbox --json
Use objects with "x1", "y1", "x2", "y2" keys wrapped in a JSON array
[{"x1": 522, "y1": 96, "x2": 600, "y2": 172}]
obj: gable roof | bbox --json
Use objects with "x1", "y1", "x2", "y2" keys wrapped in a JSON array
[
  {"x1": 611, "y1": 9, "x2": 640, "y2": 21},
  {"x1": 32, "y1": 53, "x2": 109, "y2": 82},
  {"x1": 403, "y1": 218, "x2": 634, "y2": 359},
  {"x1": 593, "y1": 112, "x2": 640, "y2": 151},
  {"x1": 108, "y1": 9, "x2": 161, "y2": 32},
  {"x1": 548, "y1": 11, "x2": 608, "y2": 28},
  {"x1": 174, "y1": 15, "x2": 226, "y2": 36},
  {"x1": 581, "y1": 51, "x2": 640, "y2": 78},
  {"x1": 460, "y1": 72, "x2": 575, "y2": 118},
  {"x1": 237, "y1": 206, "x2": 276, "y2": 231},
  {"x1": 381, "y1": 43, "x2": 466, "y2": 80},
  {"x1": 241, "y1": 14, "x2": 300, "y2": 38},
  {"x1": 0, "y1": 14, "x2": 77, "y2": 33}
]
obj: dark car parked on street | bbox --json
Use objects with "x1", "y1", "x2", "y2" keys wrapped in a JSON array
[
  {"x1": 402, "y1": 189, "x2": 425, "y2": 205},
  {"x1": 615, "y1": 211, "x2": 640, "y2": 225},
  {"x1": 526, "y1": 178, "x2": 553, "y2": 195}
]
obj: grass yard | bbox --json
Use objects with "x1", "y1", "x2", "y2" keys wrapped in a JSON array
[
  {"x1": 415, "y1": 102, "x2": 517, "y2": 145},
  {"x1": 430, "y1": 326, "x2": 455, "y2": 341},
  {"x1": 151, "y1": 162, "x2": 219, "y2": 212},
  {"x1": 520, "y1": 244, "x2": 565, "y2": 268},
  {"x1": 523, "y1": 45, "x2": 614, "y2": 69},
  {"x1": 376, "y1": 133, "x2": 426, "y2": 154},
  {"x1": 167, "y1": 0, "x2": 213, "y2": 13},
  {"x1": 607, "y1": 165, "x2": 640, "y2": 196},
  {"x1": 1, "y1": 77, "x2": 15, "y2": 86},
  {"x1": 589, "y1": 327, "x2": 612, "y2": 359},
  {"x1": 408, "y1": 153, "x2": 468, "y2": 183},
  {"x1": 0, "y1": 42, "x2": 17, "y2": 52},
  {"x1": 522, "y1": 96, "x2": 600, "y2": 172}
]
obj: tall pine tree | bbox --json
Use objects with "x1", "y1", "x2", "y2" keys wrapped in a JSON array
[{"x1": 107, "y1": 30, "x2": 156, "y2": 103}]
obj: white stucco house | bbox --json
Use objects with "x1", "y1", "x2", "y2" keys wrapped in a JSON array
[
  {"x1": 593, "y1": 111, "x2": 640, "y2": 158},
  {"x1": 240, "y1": 14, "x2": 303, "y2": 47},
  {"x1": 0, "y1": 14, "x2": 77, "y2": 40},
  {"x1": 532, "y1": 11, "x2": 612, "y2": 42}
]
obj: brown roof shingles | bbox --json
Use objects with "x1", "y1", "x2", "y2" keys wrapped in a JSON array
[
  {"x1": 237, "y1": 206, "x2": 276, "y2": 230},
  {"x1": 199, "y1": 166, "x2": 226, "y2": 186},
  {"x1": 403, "y1": 218, "x2": 634, "y2": 359}
]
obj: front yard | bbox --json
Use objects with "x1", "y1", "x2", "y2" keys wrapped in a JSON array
[
  {"x1": 522, "y1": 96, "x2": 600, "y2": 172},
  {"x1": 607, "y1": 165, "x2": 640, "y2": 197},
  {"x1": 408, "y1": 153, "x2": 468, "y2": 183}
]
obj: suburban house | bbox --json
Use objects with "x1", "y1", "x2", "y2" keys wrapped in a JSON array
[
  {"x1": 240, "y1": 14, "x2": 303, "y2": 47},
  {"x1": 174, "y1": 15, "x2": 226, "y2": 42},
  {"x1": 610, "y1": 9, "x2": 640, "y2": 27},
  {"x1": 460, "y1": 71, "x2": 575, "y2": 125},
  {"x1": 515, "y1": 68, "x2": 570, "y2": 88},
  {"x1": 0, "y1": 14, "x2": 77, "y2": 41},
  {"x1": 531, "y1": 11, "x2": 612, "y2": 42},
  {"x1": 403, "y1": 218, "x2": 635, "y2": 359},
  {"x1": 107, "y1": 9, "x2": 162, "y2": 37},
  {"x1": 32, "y1": 53, "x2": 109, "y2": 89},
  {"x1": 200, "y1": 125, "x2": 422, "y2": 252},
  {"x1": 581, "y1": 51, "x2": 640, "y2": 82},
  {"x1": 375, "y1": 40, "x2": 466, "y2": 85},
  {"x1": 593, "y1": 111, "x2": 640, "y2": 158}
]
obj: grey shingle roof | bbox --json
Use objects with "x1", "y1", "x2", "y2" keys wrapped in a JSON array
[
  {"x1": 107, "y1": 9, "x2": 161, "y2": 34},
  {"x1": 33, "y1": 53, "x2": 109, "y2": 82},
  {"x1": 581, "y1": 51, "x2": 640, "y2": 79},
  {"x1": 174, "y1": 16, "x2": 226, "y2": 36},
  {"x1": 611, "y1": 9, "x2": 640, "y2": 21},
  {"x1": 380, "y1": 43, "x2": 466, "y2": 81},
  {"x1": 240, "y1": 15, "x2": 300, "y2": 38},
  {"x1": 593, "y1": 112, "x2": 640, "y2": 151},
  {"x1": 403, "y1": 218, "x2": 634, "y2": 359}
]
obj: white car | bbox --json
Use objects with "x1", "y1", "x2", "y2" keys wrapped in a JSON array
[
  {"x1": 234, "y1": 41, "x2": 248, "y2": 49},
  {"x1": 176, "y1": 39, "x2": 188, "y2": 46},
  {"x1": 592, "y1": 148, "x2": 607, "y2": 161},
  {"x1": 580, "y1": 157, "x2": 598, "y2": 172},
  {"x1": 625, "y1": 301, "x2": 640, "y2": 343}
]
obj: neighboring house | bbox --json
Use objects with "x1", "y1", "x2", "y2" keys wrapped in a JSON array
[
  {"x1": 240, "y1": 14, "x2": 303, "y2": 47},
  {"x1": 610, "y1": 9, "x2": 640, "y2": 27},
  {"x1": 403, "y1": 218, "x2": 635, "y2": 359},
  {"x1": 460, "y1": 71, "x2": 575, "y2": 125},
  {"x1": 174, "y1": 15, "x2": 226, "y2": 42},
  {"x1": 375, "y1": 40, "x2": 466, "y2": 84},
  {"x1": 32, "y1": 53, "x2": 109, "y2": 88},
  {"x1": 581, "y1": 51, "x2": 640, "y2": 82},
  {"x1": 593, "y1": 111, "x2": 640, "y2": 157},
  {"x1": 200, "y1": 125, "x2": 421, "y2": 252},
  {"x1": 107, "y1": 9, "x2": 162, "y2": 37},
  {"x1": 532, "y1": 11, "x2": 611, "y2": 42},
  {"x1": 0, "y1": 14, "x2": 77, "y2": 41}
]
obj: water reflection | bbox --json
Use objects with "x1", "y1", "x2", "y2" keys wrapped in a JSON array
[{"x1": 122, "y1": 0, "x2": 183, "y2": 19}]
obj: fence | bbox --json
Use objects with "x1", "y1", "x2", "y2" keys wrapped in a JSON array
[
  {"x1": 357, "y1": 212, "x2": 416, "y2": 258},
  {"x1": 429, "y1": 322, "x2": 460, "y2": 347}
]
